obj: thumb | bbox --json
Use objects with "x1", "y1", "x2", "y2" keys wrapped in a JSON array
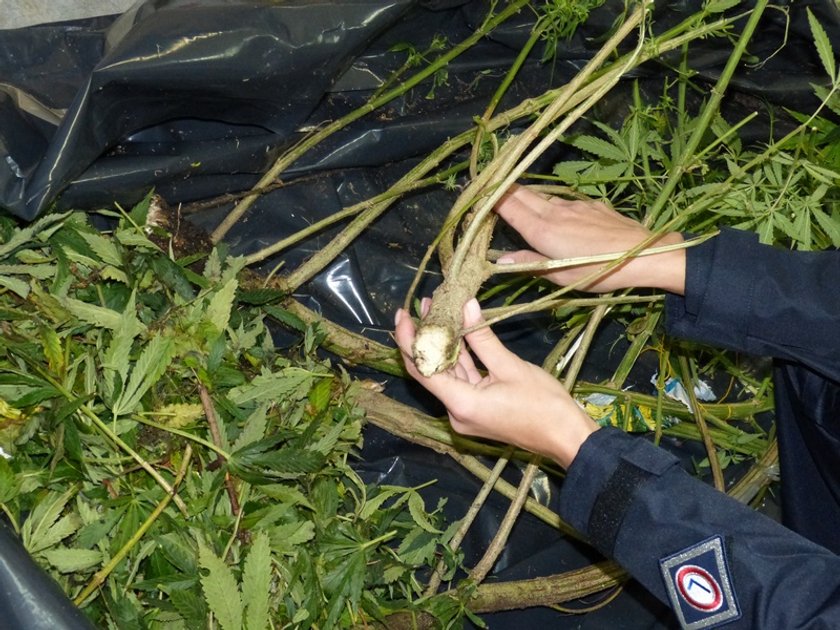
[{"x1": 461, "y1": 299, "x2": 520, "y2": 375}]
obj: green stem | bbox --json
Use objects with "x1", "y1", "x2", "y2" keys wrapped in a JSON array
[
  {"x1": 645, "y1": 0, "x2": 769, "y2": 227},
  {"x1": 211, "y1": 0, "x2": 532, "y2": 243},
  {"x1": 680, "y1": 355, "x2": 724, "y2": 490},
  {"x1": 134, "y1": 415, "x2": 231, "y2": 459},
  {"x1": 81, "y1": 407, "x2": 189, "y2": 516},
  {"x1": 75, "y1": 445, "x2": 193, "y2": 606},
  {"x1": 243, "y1": 164, "x2": 466, "y2": 267}
]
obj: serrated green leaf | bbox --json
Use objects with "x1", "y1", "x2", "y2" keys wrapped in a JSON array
[
  {"x1": 704, "y1": 0, "x2": 740, "y2": 14},
  {"x1": 112, "y1": 334, "x2": 176, "y2": 416},
  {"x1": 41, "y1": 547, "x2": 103, "y2": 573},
  {"x1": 238, "y1": 288, "x2": 284, "y2": 306},
  {"x1": 808, "y1": 8, "x2": 836, "y2": 81},
  {"x1": 0, "y1": 263, "x2": 54, "y2": 279},
  {"x1": 170, "y1": 589, "x2": 208, "y2": 627},
  {"x1": 158, "y1": 532, "x2": 198, "y2": 574},
  {"x1": 0, "y1": 275, "x2": 30, "y2": 298},
  {"x1": 570, "y1": 134, "x2": 626, "y2": 162},
  {"x1": 198, "y1": 543, "x2": 243, "y2": 630},
  {"x1": 39, "y1": 325, "x2": 64, "y2": 375},
  {"x1": 307, "y1": 377, "x2": 333, "y2": 415},
  {"x1": 205, "y1": 277, "x2": 238, "y2": 333},
  {"x1": 231, "y1": 404, "x2": 269, "y2": 452},
  {"x1": 309, "y1": 419, "x2": 346, "y2": 456},
  {"x1": 323, "y1": 549, "x2": 366, "y2": 629},
  {"x1": 22, "y1": 487, "x2": 78, "y2": 553},
  {"x1": 229, "y1": 438, "x2": 326, "y2": 483},
  {"x1": 396, "y1": 528, "x2": 438, "y2": 566},
  {"x1": 242, "y1": 531, "x2": 271, "y2": 630},
  {"x1": 0, "y1": 212, "x2": 69, "y2": 260},
  {"x1": 228, "y1": 368, "x2": 316, "y2": 406},
  {"x1": 60, "y1": 296, "x2": 123, "y2": 330},
  {"x1": 269, "y1": 520, "x2": 316, "y2": 553},
  {"x1": 408, "y1": 492, "x2": 441, "y2": 533},
  {"x1": 811, "y1": 204, "x2": 840, "y2": 247},
  {"x1": 262, "y1": 304, "x2": 306, "y2": 332},
  {"x1": 359, "y1": 487, "x2": 401, "y2": 521},
  {"x1": 552, "y1": 160, "x2": 590, "y2": 181},
  {"x1": 80, "y1": 231, "x2": 123, "y2": 267},
  {"x1": 0, "y1": 457, "x2": 19, "y2": 503}
]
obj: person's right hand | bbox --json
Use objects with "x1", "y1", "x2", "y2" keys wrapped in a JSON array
[{"x1": 494, "y1": 185, "x2": 686, "y2": 295}]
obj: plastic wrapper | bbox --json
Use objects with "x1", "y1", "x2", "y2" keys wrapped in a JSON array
[{"x1": 0, "y1": 0, "x2": 835, "y2": 627}]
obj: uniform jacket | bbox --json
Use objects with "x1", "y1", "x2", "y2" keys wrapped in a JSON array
[{"x1": 559, "y1": 228, "x2": 840, "y2": 628}]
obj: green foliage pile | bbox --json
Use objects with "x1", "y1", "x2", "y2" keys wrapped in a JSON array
[{"x1": 0, "y1": 198, "x2": 464, "y2": 628}]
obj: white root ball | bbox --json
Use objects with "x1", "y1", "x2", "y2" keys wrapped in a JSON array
[{"x1": 412, "y1": 323, "x2": 458, "y2": 377}]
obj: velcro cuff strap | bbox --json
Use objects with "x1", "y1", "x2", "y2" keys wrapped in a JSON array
[{"x1": 587, "y1": 459, "x2": 652, "y2": 557}]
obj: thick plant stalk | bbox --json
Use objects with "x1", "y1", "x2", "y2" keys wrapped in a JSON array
[
  {"x1": 468, "y1": 455, "x2": 540, "y2": 584},
  {"x1": 466, "y1": 561, "x2": 626, "y2": 613},
  {"x1": 727, "y1": 439, "x2": 779, "y2": 504},
  {"x1": 362, "y1": 563, "x2": 626, "y2": 628},
  {"x1": 412, "y1": 3, "x2": 649, "y2": 377},
  {"x1": 355, "y1": 389, "x2": 577, "y2": 535},
  {"x1": 239, "y1": 10, "x2": 737, "y2": 312},
  {"x1": 411, "y1": 212, "x2": 496, "y2": 376},
  {"x1": 449, "y1": 2, "x2": 651, "y2": 278}
]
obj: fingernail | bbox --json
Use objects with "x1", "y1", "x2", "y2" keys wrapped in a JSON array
[
  {"x1": 496, "y1": 255, "x2": 515, "y2": 265},
  {"x1": 420, "y1": 297, "x2": 431, "y2": 317},
  {"x1": 465, "y1": 298, "x2": 481, "y2": 321},
  {"x1": 394, "y1": 309, "x2": 404, "y2": 326}
]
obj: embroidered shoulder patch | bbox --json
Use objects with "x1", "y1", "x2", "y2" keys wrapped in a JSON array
[{"x1": 659, "y1": 535, "x2": 740, "y2": 629}]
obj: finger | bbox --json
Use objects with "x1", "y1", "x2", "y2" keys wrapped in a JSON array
[
  {"x1": 455, "y1": 342, "x2": 482, "y2": 384},
  {"x1": 420, "y1": 296, "x2": 431, "y2": 318},
  {"x1": 494, "y1": 188, "x2": 562, "y2": 254},
  {"x1": 461, "y1": 299, "x2": 521, "y2": 376},
  {"x1": 495, "y1": 249, "x2": 550, "y2": 267},
  {"x1": 395, "y1": 308, "x2": 481, "y2": 401}
]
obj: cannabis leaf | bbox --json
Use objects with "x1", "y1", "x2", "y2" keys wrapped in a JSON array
[{"x1": 808, "y1": 8, "x2": 836, "y2": 82}]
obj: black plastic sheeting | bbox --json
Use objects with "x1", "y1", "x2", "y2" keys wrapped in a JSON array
[{"x1": 0, "y1": 1, "x2": 836, "y2": 628}]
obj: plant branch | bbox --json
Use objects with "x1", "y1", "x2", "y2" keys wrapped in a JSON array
[
  {"x1": 75, "y1": 445, "x2": 193, "y2": 606},
  {"x1": 199, "y1": 384, "x2": 240, "y2": 516},
  {"x1": 210, "y1": 0, "x2": 532, "y2": 243}
]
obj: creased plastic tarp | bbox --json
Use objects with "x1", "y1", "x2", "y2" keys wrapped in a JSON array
[{"x1": 0, "y1": 0, "x2": 835, "y2": 628}]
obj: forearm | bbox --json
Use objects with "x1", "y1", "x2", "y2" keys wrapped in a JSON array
[{"x1": 665, "y1": 227, "x2": 840, "y2": 381}]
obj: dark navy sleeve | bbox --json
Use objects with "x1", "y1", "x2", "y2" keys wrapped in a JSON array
[
  {"x1": 559, "y1": 428, "x2": 840, "y2": 628},
  {"x1": 665, "y1": 228, "x2": 840, "y2": 382}
]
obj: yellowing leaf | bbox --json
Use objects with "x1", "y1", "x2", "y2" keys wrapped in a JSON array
[{"x1": 154, "y1": 402, "x2": 204, "y2": 429}]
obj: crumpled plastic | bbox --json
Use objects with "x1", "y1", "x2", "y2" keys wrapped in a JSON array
[{"x1": 0, "y1": 0, "x2": 836, "y2": 627}]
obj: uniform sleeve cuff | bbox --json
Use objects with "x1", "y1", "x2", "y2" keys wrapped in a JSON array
[{"x1": 559, "y1": 428, "x2": 680, "y2": 554}]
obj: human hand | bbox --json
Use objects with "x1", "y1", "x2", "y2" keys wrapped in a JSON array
[
  {"x1": 394, "y1": 297, "x2": 598, "y2": 469},
  {"x1": 494, "y1": 185, "x2": 686, "y2": 295}
]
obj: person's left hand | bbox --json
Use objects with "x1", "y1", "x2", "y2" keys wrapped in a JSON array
[{"x1": 394, "y1": 298, "x2": 598, "y2": 469}]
